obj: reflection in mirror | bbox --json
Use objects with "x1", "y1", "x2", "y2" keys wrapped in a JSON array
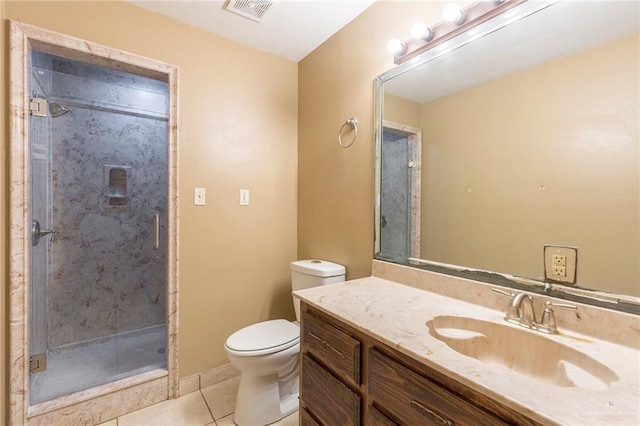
[
  {"x1": 374, "y1": 0, "x2": 639, "y2": 311},
  {"x1": 379, "y1": 121, "x2": 421, "y2": 260}
]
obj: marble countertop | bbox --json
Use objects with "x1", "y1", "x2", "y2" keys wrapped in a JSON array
[{"x1": 294, "y1": 277, "x2": 640, "y2": 425}]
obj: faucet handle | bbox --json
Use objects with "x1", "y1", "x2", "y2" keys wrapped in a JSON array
[
  {"x1": 538, "y1": 301, "x2": 577, "y2": 334},
  {"x1": 545, "y1": 301, "x2": 577, "y2": 311},
  {"x1": 491, "y1": 287, "x2": 514, "y2": 298}
]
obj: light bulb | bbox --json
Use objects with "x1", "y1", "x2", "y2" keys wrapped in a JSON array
[
  {"x1": 387, "y1": 38, "x2": 407, "y2": 55},
  {"x1": 443, "y1": 3, "x2": 465, "y2": 24},
  {"x1": 410, "y1": 22, "x2": 434, "y2": 41}
]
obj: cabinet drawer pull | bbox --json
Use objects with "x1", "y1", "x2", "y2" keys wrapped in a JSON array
[{"x1": 410, "y1": 400, "x2": 453, "y2": 426}]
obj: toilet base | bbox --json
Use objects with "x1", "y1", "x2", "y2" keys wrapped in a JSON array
[{"x1": 233, "y1": 369, "x2": 299, "y2": 426}]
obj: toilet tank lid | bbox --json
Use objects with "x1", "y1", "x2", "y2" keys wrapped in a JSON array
[{"x1": 291, "y1": 259, "x2": 346, "y2": 277}]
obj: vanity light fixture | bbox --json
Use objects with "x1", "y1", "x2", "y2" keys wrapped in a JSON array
[
  {"x1": 388, "y1": 0, "x2": 526, "y2": 64},
  {"x1": 443, "y1": 3, "x2": 466, "y2": 25},
  {"x1": 504, "y1": 9, "x2": 519, "y2": 18},
  {"x1": 467, "y1": 27, "x2": 480, "y2": 36},
  {"x1": 410, "y1": 22, "x2": 435, "y2": 41},
  {"x1": 387, "y1": 38, "x2": 407, "y2": 56}
]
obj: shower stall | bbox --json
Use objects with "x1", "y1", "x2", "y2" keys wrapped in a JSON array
[
  {"x1": 10, "y1": 22, "x2": 178, "y2": 423},
  {"x1": 27, "y1": 50, "x2": 170, "y2": 405}
]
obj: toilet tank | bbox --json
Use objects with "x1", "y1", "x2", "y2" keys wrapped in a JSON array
[{"x1": 291, "y1": 259, "x2": 346, "y2": 321}]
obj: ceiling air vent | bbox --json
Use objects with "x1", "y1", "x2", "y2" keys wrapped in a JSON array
[{"x1": 224, "y1": 0, "x2": 277, "y2": 23}]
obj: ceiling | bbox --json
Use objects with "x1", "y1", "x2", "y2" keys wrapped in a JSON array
[{"x1": 127, "y1": 0, "x2": 375, "y2": 62}]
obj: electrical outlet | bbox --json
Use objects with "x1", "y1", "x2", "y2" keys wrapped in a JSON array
[{"x1": 544, "y1": 245, "x2": 578, "y2": 284}]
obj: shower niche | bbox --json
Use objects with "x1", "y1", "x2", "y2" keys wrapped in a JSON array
[{"x1": 104, "y1": 165, "x2": 131, "y2": 208}]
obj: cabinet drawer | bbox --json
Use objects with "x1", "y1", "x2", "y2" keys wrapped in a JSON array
[
  {"x1": 302, "y1": 310, "x2": 361, "y2": 386},
  {"x1": 301, "y1": 354, "x2": 361, "y2": 426},
  {"x1": 369, "y1": 348, "x2": 506, "y2": 426}
]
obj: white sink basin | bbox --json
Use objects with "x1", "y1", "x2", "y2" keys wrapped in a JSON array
[{"x1": 426, "y1": 315, "x2": 619, "y2": 390}]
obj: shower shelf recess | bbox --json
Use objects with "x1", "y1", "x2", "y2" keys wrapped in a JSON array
[{"x1": 104, "y1": 165, "x2": 131, "y2": 208}]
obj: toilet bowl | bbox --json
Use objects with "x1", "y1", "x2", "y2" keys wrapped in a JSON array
[
  {"x1": 225, "y1": 320, "x2": 300, "y2": 426},
  {"x1": 224, "y1": 260, "x2": 346, "y2": 426}
]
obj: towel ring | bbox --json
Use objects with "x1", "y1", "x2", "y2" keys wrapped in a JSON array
[{"x1": 338, "y1": 118, "x2": 358, "y2": 148}]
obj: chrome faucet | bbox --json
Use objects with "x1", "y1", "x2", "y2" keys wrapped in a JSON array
[
  {"x1": 492, "y1": 288, "x2": 576, "y2": 334},
  {"x1": 506, "y1": 292, "x2": 536, "y2": 328}
]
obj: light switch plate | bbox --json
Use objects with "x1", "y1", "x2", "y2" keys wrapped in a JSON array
[
  {"x1": 194, "y1": 187, "x2": 206, "y2": 206},
  {"x1": 240, "y1": 189, "x2": 250, "y2": 206}
]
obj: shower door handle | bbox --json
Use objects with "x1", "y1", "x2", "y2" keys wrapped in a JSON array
[
  {"x1": 153, "y1": 214, "x2": 160, "y2": 250},
  {"x1": 32, "y1": 219, "x2": 57, "y2": 246}
]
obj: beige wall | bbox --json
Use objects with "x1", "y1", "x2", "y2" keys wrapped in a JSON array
[
  {"x1": 419, "y1": 34, "x2": 639, "y2": 294},
  {"x1": 298, "y1": 1, "x2": 451, "y2": 280},
  {"x1": 2, "y1": 0, "x2": 298, "y2": 402}
]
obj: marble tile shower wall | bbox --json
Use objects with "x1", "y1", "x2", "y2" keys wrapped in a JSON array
[
  {"x1": 381, "y1": 133, "x2": 410, "y2": 257},
  {"x1": 42, "y1": 55, "x2": 169, "y2": 349}
]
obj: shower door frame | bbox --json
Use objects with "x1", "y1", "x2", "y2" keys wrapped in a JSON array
[{"x1": 9, "y1": 21, "x2": 179, "y2": 424}]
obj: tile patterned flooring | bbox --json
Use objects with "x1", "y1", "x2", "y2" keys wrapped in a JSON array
[{"x1": 98, "y1": 376, "x2": 298, "y2": 426}]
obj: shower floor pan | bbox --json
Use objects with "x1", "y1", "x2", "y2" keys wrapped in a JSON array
[{"x1": 30, "y1": 325, "x2": 166, "y2": 405}]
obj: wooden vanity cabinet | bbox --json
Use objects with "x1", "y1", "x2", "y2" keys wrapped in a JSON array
[
  {"x1": 300, "y1": 302, "x2": 540, "y2": 426},
  {"x1": 369, "y1": 347, "x2": 507, "y2": 425}
]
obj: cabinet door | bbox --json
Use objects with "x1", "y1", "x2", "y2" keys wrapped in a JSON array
[
  {"x1": 369, "y1": 348, "x2": 507, "y2": 426},
  {"x1": 301, "y1": 354, "x2": 361, "y2": 426}
]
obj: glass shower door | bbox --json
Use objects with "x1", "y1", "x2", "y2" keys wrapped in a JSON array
[
  {"x1": 29, "y1": 50, "x2": 169, "y2": 405},
  {"x1": 28, "y1": 59, "x2": 52, "y2": 387}
]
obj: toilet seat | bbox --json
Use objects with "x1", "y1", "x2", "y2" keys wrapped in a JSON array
[{"x1": 225, "y1": 319, "x2": 299, "y2": 356}]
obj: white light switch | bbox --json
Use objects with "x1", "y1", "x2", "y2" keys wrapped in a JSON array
[
  {"x1": 194, "y1": 187, "x2": 206, "y2": 206},
  {"x1": 240, "y1": 189, "x2": 250, "y2": 206}
]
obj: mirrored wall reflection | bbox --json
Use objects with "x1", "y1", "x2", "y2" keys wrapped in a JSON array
[
  {"x1": 380, "y1": 123, "x2": 421, "y2": 261},
  {"x1": 381, "y1": 130, "x2": 411, "y2": 257},
  {"x1": 29, "y1": 51, "x2": 169, "y2": 404},
  {"x1": 376, "y1": 1, "x2": 639, "y2": 299}
]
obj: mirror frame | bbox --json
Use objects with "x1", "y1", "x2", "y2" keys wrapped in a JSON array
[{"x1": 373, "y1": 0, "x2": 639, "y2": 315}]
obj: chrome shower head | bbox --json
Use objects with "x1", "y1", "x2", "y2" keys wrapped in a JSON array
[{"x1": 49, "y1": 103, "x2": 69, "y2": 118}]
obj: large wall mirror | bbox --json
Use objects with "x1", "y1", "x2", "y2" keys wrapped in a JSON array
[{"x1": 374, "y1": 0, "x2": 639, "y2": 312}]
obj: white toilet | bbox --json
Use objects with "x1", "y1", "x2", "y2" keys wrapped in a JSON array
[{"x1": 224, "y1": 259, "x2": 346, "y2": 426}]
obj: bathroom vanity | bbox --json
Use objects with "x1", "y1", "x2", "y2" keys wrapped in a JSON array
[
  {"x1": 295, "y1": 262, "x2": 640, "y2": 425},
  {"x1": 300, "y1": 303, "x2": 536, "y2": 425}
]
